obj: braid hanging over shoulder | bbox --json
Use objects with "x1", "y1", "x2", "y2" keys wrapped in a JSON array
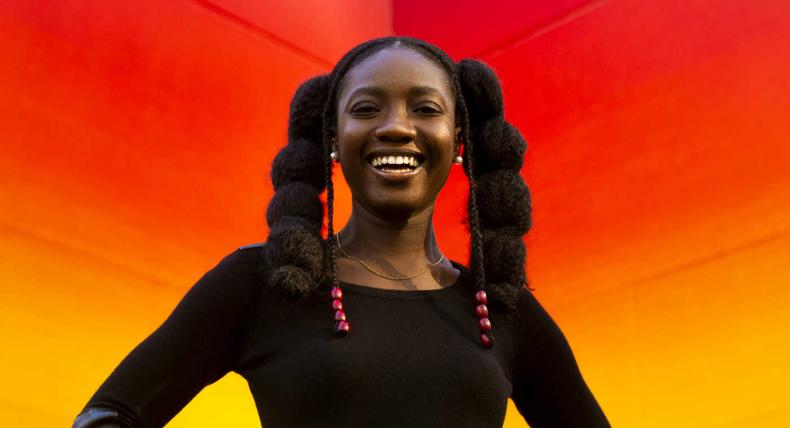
[
  {"x1": 266, "y1": 75, "x2": 330, "y2": 299},
  {"x1": 457, "y1": 58, "x2": 533, "y2": 314}
]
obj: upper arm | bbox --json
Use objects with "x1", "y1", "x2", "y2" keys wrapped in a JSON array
[
  {"x1": 79, "y1": 248, "x2": 256, "y2": 427},
  {"x1": 511, "y1": 289, "x2": 610, "y2": 427}
]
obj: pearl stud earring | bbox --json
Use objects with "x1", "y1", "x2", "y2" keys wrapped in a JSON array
[
  {"x1": 330, "y1": 151, "x2": 339, "y2": 161},
  {"x1": 454, "y1": 155, "x2": 463, "y2": 164}
]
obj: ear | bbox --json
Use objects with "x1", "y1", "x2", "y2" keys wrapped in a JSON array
[{"x1": 454, "y1": 126, "x2": 462, "y2": 154}]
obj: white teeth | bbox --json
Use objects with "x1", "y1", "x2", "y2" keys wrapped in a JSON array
[{"x1": 370, "y1": 154, "x2": 421, "y2": 168}]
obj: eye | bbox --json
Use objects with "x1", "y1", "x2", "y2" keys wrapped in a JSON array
[
  {"x1": 350, "y1": 102, "x2": 379, "y2": 116},
  {"x1": 414, "y1": 103, "x2": 443, "y2": 115}
]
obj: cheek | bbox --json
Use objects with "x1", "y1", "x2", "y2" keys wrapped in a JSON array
[
  {"x1": 422, "y1": 123, "x2": 456, "y2": 160},
  {"x1": 337, "y1": 123, "x2": 370, "y2": 158}
]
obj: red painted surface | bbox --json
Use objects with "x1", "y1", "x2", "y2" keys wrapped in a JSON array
[
  {"x1": 2, "y1": 0, "x2": 789, "y2": 426},
  {"x1": 396, "y1": 0, "x2": 790, "y2": 425},
  {"x1": 204, "y1": 0, "x2": 392, "y2": 64},
  {"x1": 394, "y1": 0, "x2": 594, "y2": 58}
]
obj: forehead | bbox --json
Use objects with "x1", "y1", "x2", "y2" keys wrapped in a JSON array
[{"x1": 339, "y1": 47, "x2": 453, "y2": 100}]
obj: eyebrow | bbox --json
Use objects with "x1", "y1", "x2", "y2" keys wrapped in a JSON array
[
  {"x1": 408, "y1": 86, "x2": 444, "y2": 98},
  {"x1": 346, "y1": 86, "x2": 387, "y2": 100},
  {"x1": 345, "y1": 85, "x2": 449, "y2": 108}
]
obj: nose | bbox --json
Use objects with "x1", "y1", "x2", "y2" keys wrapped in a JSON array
[{"x1": 374, "y1": 106, "x2": 417, "y2": 143}]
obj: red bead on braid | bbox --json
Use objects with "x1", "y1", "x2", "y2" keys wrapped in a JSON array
[
  {"x1": 474, "y1": 290, "x2": 493, "y2": 347},
  {"x1": 331, "y1": 286, "x2": 350, "y2": 336},
  {"x1": 336, "y1": 319, "x2": 350, "y2": 336}
]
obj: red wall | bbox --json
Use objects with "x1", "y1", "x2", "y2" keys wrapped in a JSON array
[
  {"x1": 2, "y1": 1, "x2": 789, "y2": 426},
  {"x1": 395, "y1": 0, "x2": 790, "y2": 426}
]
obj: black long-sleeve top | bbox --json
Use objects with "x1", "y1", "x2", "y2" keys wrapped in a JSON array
[{"x1": 79, "y1": 243, "x2": 609, "y2": 427}]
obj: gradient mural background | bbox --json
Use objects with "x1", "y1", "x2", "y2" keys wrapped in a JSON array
[{"x1": 2, "y1": 0, "x2": 789, "y2": 426}]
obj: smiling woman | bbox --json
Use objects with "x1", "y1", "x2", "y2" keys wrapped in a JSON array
[
  {"x1": 333, "y1": 47, "x2": 459, "y2": 233},
  {"x1": 73, "y1": 36, "x2": 610, "y2": 428}
]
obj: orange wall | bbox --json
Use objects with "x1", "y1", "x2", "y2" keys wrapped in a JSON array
[
  {"x1": 0, "y1": 1, "x2": 389, "y2": 426},
  {"x1": 396, "y1": 0, "x2": 790, "y2": 426},
  {"x1": 2, "y1": 1, "x2": 789, "y2": 427}
]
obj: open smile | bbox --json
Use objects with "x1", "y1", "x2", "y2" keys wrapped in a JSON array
[{"x1": 366, "y1": 152, "x2": 425, "y2": 181}]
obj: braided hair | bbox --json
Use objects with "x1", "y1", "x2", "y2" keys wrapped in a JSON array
[{"x1": 265, "y1": 36, "x2": 531, "y2": 347}]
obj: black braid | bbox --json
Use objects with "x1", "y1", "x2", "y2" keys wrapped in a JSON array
[
  {"x1": 319, "y1": 40, "x2": 390, "y2": 294},
  {"x1": 464, "y1": 146, "x2": 487, "y2": 294},
  {"x1": 265, "y1": 74, "x2": 328, "y2": 299},
  {"x1": 324, "y1": 119, "x2": 339, "y2": 292},
  {"x1": 457, "y1": 58, "x2": 533, "y2": 317}
]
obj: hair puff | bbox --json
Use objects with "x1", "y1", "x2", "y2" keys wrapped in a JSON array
[
  {"x1": 269, "y1": 215, "x2": 322, "y2": 236},
  {"x1": 266, "y1": 182, "x2": 324, "y2": 228},
  {"x1": 266, "y1": 228, "x2": 324, "y2": 287},
  {"x1": 474, "y1": 118, "x2": 527, "y2": 174},
  {"x1": 476, "y1": 169, "x2": 532, "y2": 234},
  {"x1": 288, "y1": 75, "x2": 329, "y2": 143},
  {"x1": 487, "y1": 281, "x2": 520, "y2": 315},
  {"x1": 270, "y1": 265, "x2": 315, "y2": 299},
  {"x1": 457, "y1": 59, "x2": 504, "y2": 124},
  {"x1": 481, "y1": 228, "x2": 526, "y2": 285},
  {"x1": 271, "y1": 139, "x2": 326, "y2": 191}
]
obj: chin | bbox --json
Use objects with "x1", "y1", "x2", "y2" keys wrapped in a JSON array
[{"x1": 364, "y1": 195, "x2": 430, "y2": 221}]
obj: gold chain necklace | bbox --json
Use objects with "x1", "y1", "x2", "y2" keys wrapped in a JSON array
[{"x1": 334, "y1": 233, "x2": 445, "y2": 280}]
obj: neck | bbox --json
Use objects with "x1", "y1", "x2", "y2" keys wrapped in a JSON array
[{"x1": 336, "y1": 200, "x2": 443, "y2": 267}]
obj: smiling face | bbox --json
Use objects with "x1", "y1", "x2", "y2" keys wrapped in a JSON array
[{"x1": 334, "y1": 47, "x2": 460, "y2": 220}]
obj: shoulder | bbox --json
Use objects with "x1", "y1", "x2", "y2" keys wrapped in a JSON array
[
  {"x1": 515, "y1": 286, "x2": 565, "y2": 344},
  {"x1": 188, "y1": 243, "x2": 270, "y2": 289},
  {"x1": 516, "y1": 285, "x2": 547, "y2": 316},
  {"x1": 238, "y1": 242, "x2": 266, "y2": 251},
  {"x1": 235, "y1": 241, "x2": 268, "y2": 266},
  {"x1": 203, "y1": 242, "x2": 267, "y2": 272},
  {"x1": 234, "y1": 241, "x2": 272, "y2": 285}
]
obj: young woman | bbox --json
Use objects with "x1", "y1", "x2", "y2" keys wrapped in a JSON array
[{"x1": 73, "y1": 36, "x2": 610, "y2": 427}]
